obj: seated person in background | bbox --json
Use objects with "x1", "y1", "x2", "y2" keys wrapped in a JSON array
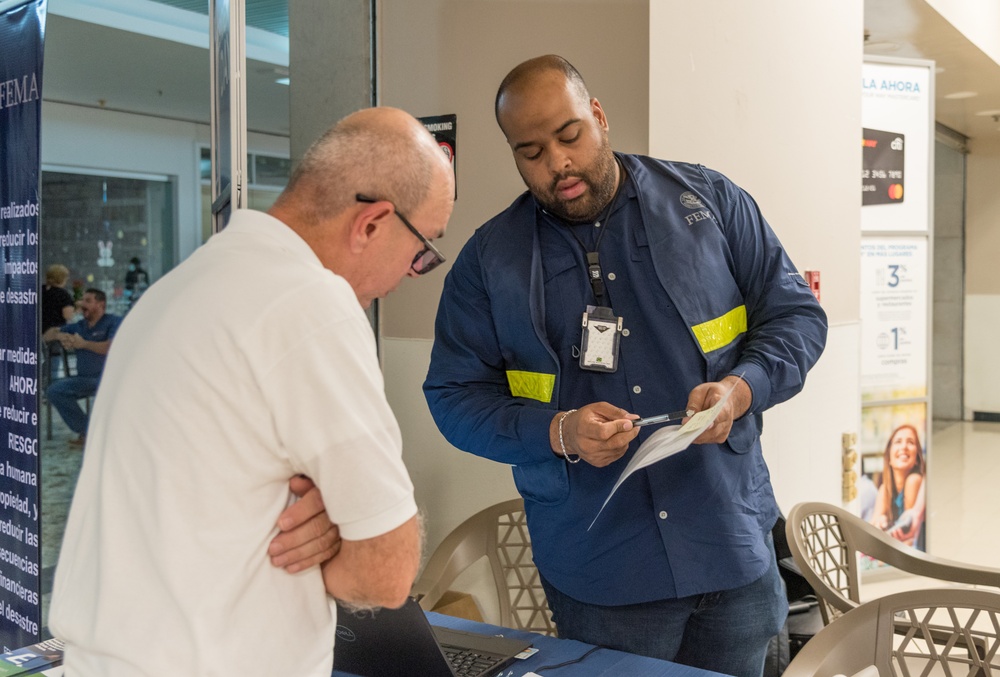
[
  {"x1": 42, "y1": 288, "x2": 122, "y2": 446},
  {"x1": 41, "y1": 263, "x2": 76, "y2": 333}
]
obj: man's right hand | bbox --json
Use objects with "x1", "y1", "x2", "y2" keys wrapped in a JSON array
[
  {"x1": 549, "y1": 402, "x2": 640, "y2": 468},
  {"x1": 269, "y1": 475, "x2": 341, "y2": 573}
]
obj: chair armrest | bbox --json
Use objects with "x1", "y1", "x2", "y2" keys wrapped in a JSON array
[
  {"x1": 849, "y1": 517, "x2": 1000, "y2": 589},
  {"x1": 787, "y1": 502, "x2": 1000, "y2": 622},
  {"x1": 411, "y1": 517, "x2": 491, "y2": 611}
]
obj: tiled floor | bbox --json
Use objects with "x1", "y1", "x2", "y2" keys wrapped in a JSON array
[
  {"x1": 923, "y1": 419, "x2": 1000, "y2": 567},
  {"x1": 39, "y1": 405, "x2": 84, "y2": 633}
]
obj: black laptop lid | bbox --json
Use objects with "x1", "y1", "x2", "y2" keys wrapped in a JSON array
[
  {"x1": 333, "y1": 598, "x2": 454, "y2": 677},
  {"x1": 332, "y1": 598, "x2": 531, "y2": 677}
]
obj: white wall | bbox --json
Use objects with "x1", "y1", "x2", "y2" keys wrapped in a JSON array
[
  {"x1": 378, "y1": 0, "x2": 650, "y2": 341},
  {"x1": 649, "y1": 2, "x2": 865, "y2": 508},
  {"x1": 964, "y1": 133, "x2": 1000, "y2": 416},
  {"x1": 925, "y1": 0, "x2": 1000, "y2": 67},
  {"x1": 383, "y1": 338, "x2": 517, "y2": 621},
  {"x1": 763, "y1": 324, "x2": 861, "y2": 511},
  {"x1": 964, "y1": 295, "x2": 1000, "y2": 416},
  {"x1": 41, "y1": 101, "x2": 289, "y2": 263}
]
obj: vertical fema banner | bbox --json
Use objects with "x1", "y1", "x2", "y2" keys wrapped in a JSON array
[
  {"x1": 857, "y1": 58, "x2": 933, "y2": 559},
  {"x1": 0, "y1": 0, "x2": 46, "y2": 649}
]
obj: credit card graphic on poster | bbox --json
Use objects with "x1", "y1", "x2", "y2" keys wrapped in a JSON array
[{"x1": 862, "y1": 128, "x2": 904, "y2": 206}]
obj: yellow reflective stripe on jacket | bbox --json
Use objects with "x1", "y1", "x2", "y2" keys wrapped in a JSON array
[
  {"x1": 506, "y1": 370, "x2": 556, "y2": 403},
  {"x1": 691, "y1": 305, "x2": 747, "y2": 353}
]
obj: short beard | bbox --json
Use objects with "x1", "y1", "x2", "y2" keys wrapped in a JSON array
[{"x1": 535, "y1": 142, "x2": 618, "y2": 223}]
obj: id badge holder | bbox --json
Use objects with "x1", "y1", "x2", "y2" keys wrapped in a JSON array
[{"x1": 579, "y1": 306, "x2": 623, "y2": 372}]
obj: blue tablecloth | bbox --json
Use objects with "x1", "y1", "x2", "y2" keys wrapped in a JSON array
[{"x1": 421, "y1": 612, "x2": 731, "y2": 677}]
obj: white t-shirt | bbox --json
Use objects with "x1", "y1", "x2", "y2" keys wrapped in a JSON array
[{"x1": 49, "y1": 210, "x2": 417, "y2": 676}]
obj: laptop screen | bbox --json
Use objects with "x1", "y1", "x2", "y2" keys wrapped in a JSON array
[{"x1": 333, "y1": 598, "x2": 531, "y2": 677}]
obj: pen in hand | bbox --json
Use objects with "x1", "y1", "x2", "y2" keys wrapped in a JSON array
[{"x1": 631, "y1": 409, "x2": 694, "y2": 427}]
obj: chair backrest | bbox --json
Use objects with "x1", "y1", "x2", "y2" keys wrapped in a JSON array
[
  {"x1": 412, "y1": 498, "x2": 556, "y2": 636},
  {"x1": 786, "y1": 502, "x2": 1000, "y2": 625},
  {"x1": 783, "y1": 587, "x2": 1000, "y2": 677}
]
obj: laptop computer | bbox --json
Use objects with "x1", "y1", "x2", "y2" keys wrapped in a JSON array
[{"x1": 332, "y1": 597, "x2": 533, "y2": 677}]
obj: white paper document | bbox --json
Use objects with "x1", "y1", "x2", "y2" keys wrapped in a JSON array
[{"x1": 588, "y1": 381, "x2": 736, "y2": 530}]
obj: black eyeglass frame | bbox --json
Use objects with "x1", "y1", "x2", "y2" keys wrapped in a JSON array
[{"x1": 356, "y1": 194, "x2": 446, "y2": 275}]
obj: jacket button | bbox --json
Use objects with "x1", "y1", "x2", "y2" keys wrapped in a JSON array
[
  {"x1": 633, "y1": 385, "x2": 642, "y2": 394},
  {"x1": 622, "y1": 328, "x2": 630, "y2": 337},
  {"x1": 607, "y1": 272, "x2": 616, "y2": 281},
  {"x1": 659, "y1": 511, "x2": 668, "y2": 520}
]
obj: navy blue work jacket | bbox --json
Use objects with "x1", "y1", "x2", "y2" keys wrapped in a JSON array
[{"x1": 424, "y1": 154, "x2": 827, "y2": 604}]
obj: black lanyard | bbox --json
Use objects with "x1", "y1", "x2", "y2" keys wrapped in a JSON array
[
  {"x1": 567, "y1": 217, "x2": 611, "y2": 307},
  {"x1": 564, "y1": 161, "x2": 624, "y2": 308}
]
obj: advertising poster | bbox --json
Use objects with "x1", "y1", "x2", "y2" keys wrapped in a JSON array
[
  {"x1": 861, "y1": 61, "x2": 931, "y2": 232},
  {"x1": 859, "y1": 58, "x2": 932, "y2": 557},
  {"x1": 860, "y1": 237, "x2": 928, "y2": 402},
  {"x1": 0, "y1": 0, "x2": 46, "y2": 651},
  {"x1": 859, "y1": 402, "x2": 928, "y2": 561}
]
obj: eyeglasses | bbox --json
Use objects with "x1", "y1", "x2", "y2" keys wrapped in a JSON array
[{"x1": 356, "y1": 194, "x2": 446, "y2": 275}]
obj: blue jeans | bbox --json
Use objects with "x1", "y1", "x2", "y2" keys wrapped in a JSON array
[
  {"x1": 539, "y1": 533, "x2": 787, "y2": 677},
  {"x1": 47, "y1": 376, "x2": 99, "y2": 435}
]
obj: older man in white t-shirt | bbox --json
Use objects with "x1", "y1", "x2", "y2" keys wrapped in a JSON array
[{"x1": 49, "y1": 107, "x2": 455, "y2": 676}]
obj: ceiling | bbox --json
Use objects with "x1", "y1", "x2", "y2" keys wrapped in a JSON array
[
  {"x1": 149, "y1": 0, "x2": 288, "y2": 36},
  {"x1": 43, "y1": 1, "x2": 291, "y2": 136},
  {"x1": 40, "y1": 2, "x2": 1000, "y2": 144},
  {"x1": 864, "y1": 0, "x2": 1000, "y2": 143}
]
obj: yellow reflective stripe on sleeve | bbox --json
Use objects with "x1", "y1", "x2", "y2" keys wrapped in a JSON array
[
  {"x1": 506, "y1": 370, "x2": 556, "y2": 403},
  {"x1": 691, "y1": 305, "x2": 747, "y2": 353}
]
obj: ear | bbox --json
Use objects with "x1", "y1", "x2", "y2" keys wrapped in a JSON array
[
  {"x1": 348, "y1": 200, "x2": 395, "y2": 254},
  {"x1": 591, "y1": 98, "x2": 609, "y2": 132}
]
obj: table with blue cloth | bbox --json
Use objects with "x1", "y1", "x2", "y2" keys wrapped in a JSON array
[{"x1": 333, "y1": 611, "x2": 733, "y2": 677}]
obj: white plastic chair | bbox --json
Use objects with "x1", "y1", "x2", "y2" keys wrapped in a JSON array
[{"x1": 411, "y1": 498, "x2": 556, "y2": 636}]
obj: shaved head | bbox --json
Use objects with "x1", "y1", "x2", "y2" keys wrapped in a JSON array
[
  {"x1": 490, "y1": 55, "x2": 618, "y2": 222},
  {"x1": 495, "y1": 55, "x2": 590, "y2": 132}
]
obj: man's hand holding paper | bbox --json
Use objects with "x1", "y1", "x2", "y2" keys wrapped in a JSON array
[
  {"x1": 686, "y1": 374, "x2": 752, "y2": 445},
  {"x1": 588, "y1": 375, "x2": 750, "y2": 529}
]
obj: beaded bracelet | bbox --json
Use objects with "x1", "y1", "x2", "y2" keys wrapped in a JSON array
[{"x1": 558, "y1": 409, "x2": 581, "y2": 464}]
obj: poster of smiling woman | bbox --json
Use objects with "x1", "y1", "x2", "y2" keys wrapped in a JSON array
[{"x1": 859, "y1": 402, "x2": 928, "y2": 562}]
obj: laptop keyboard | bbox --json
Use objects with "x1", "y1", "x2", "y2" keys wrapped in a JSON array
[{"x1": 440, "y1": 643, "x2": 508, "y2": 677}]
